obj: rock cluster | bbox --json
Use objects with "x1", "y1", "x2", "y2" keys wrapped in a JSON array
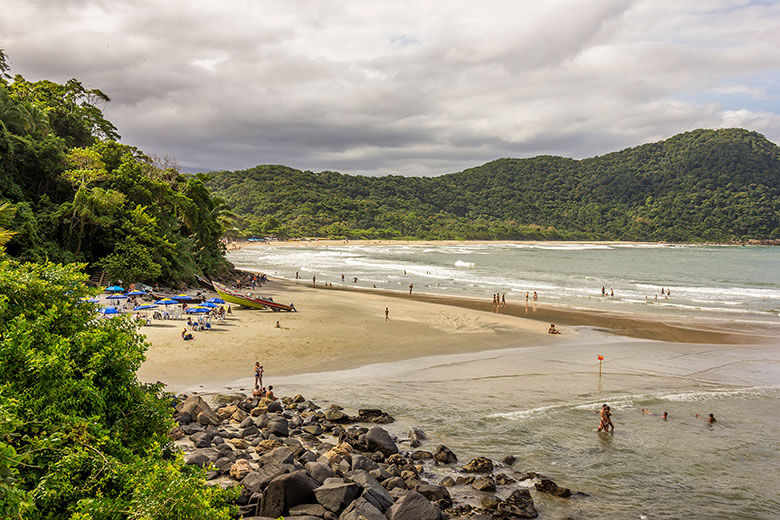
[{"x1": 172, "y1": 392, "x2": 584, "y2": 519}]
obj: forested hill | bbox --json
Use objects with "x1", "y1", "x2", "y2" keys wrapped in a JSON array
[{"x1": 207, "y1": 128, "x2": 780, "y2": 242}]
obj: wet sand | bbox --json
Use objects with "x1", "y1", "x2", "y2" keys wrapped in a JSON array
[{"x1": 137, "y1": 278, "x2": 773, "y2": 391}]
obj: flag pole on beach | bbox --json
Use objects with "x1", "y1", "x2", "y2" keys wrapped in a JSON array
[{"x1": 597, "y1": 355, "x2": 604, "y2": 377}]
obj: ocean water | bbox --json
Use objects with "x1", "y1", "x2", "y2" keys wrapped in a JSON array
[
  {"x1": 228, "y1": 243, "x2": 780, "y2": 325},
  {"x1": 227, "y1": 243, "x2": 780, "y2": 519}
]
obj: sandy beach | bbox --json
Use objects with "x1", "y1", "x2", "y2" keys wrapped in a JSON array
[{"x1": 137, "y1": 277, "x2": 772, "y2": 391}]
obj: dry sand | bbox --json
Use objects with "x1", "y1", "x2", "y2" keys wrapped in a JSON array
[{"x1": 138, "y1": 278, "x2": 772, "y2": 391}]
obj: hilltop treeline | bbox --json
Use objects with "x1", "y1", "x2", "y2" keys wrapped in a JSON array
[
  {"x1": 0, "y1": 51, "x2": 229, "y2": 284},
  {"x1": 207, "y1": 128, "x2": 780, "y2": 242}
]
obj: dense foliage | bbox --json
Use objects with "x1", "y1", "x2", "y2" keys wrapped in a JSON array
[
  {"x1": 0, "y1": 50, "x2": 229, "y2": 284},
  {"x1": 207, "y1": 129, "x2": 780, "y2": 242},
  {"x1": 0, "y1": 258, "x2": 236, "y2": 519}
]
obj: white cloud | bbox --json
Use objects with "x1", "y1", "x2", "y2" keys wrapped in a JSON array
[{"x1": 1, "y1": 0, "x2": 778, "y2": 175}]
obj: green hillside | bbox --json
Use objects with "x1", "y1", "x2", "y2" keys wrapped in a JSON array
[{"x1": 207, "y1": 128, "x2": 780, "y2": 242}]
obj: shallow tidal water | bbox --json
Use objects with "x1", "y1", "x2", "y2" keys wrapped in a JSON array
[{"x1": 225, "y1": 244, "x2": 780, "y2": 519}]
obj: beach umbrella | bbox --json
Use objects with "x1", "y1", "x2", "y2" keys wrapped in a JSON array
[
  {"x1": 206, "y1": 297, "x2": 226, "y2": 304},
  {"x1": 155, "y1": 299, "x2": 178, "y2": 305},
  {"x1": 107, "y1": 293, "x2": 128, "y2": 299},
  {"x1": 100, "y1": 307, "x2": 119, "y2": 314},
  {"x1": 126, "y1": 290, "x2": 146, "y2": 296},
  {"x1": 105, "y1": 285, "x2": 125, "y2": 292},
  {"x1": 82, "y1": 297, "x2": 100, "y2": 303},
  {"x1": 200, "y1": 302, "x2": 219, "y2": 308},
  {"x1": 185, "y1": 307, "x2": 209, "y2": 314},
  {"x1": 173, "y1": 294, "x2": 194, "y2": 301},
  {"x1": 134, "y1": 304, "x2": 158, "y2": 310}
]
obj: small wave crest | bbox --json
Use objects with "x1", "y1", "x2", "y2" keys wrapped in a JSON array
[{"x1": 455, "y1": 260, "x2": 476, "y2": 268}]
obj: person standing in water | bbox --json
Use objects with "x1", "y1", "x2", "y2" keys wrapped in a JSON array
[{"x1": 409, "y1": 283, "x2": 414, "y2": 296}]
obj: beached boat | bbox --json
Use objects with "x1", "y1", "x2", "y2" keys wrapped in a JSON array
[{"x1": 212, "y1": 281, "x2": 294, "y2": 312}]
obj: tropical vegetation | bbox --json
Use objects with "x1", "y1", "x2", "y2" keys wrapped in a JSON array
[{"x1": 207, "y1": 128, "x2": 780, "y2": 242}]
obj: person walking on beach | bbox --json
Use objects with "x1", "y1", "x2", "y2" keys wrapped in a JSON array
[
  {"x1": 312, "y1": 275, "x2": 316, "y2": 287},
  {"x1": 533, "y1": 291, "x2": 538, "y2": 301},
  {"x1": 385, "y1": 307, "x2": 389, "y2": 320},
  {"x1": 526, "y1": 291, "x2": 529, "y2": 301},
  {"x1": 255, "y1": 362, "x2": 263, "y2": 387},
  {"x1": 409, "y1": 283, "x2": 414, "y2": 296}
]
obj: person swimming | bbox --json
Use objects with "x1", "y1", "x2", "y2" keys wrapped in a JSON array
[{"x1": 696, "y1": 413, "x2": 716, "y2": 424}]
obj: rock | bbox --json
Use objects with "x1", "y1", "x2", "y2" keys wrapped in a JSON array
[
  {"x1": 302, "y1": 424, "x2": 322, "y2": 435},
  {"x1": 176, "y1": 411, "x2": 192, "y2": 425},
  {"x1": 227, "y1": 438, "x2": 249, "y2": 450},
  {"x1": 495, "y1": 473, "x2": 516, "y2": 486},
  {"x1": 230, "y1": 459, "x2": 254, "y2": 480},
  {"x1": 191, "y1": 431, "x2": 213, "y2": 448},
  {"x1": 454, "y1": 475, "x2": 474, "y2": 486},
  {"x1": 410, "y1": 450, "x2": 433, "y2": 460},
  {"x1": 241, "y1": 471, "x2": 265, "y2": 494},
  {"x1": 439, "y1": 476, "x2": 455, "y2": 487},
  {"x1": 305, "y1": 461, "x2": 334, "y2": 485},
  {"x1": 383, "y1": 476, "x2": 406, "y2": 491},
  {"x1": 497, "y1": 489, "x2": 538, "y2": 519},
  {"x1": 433, "y1": 445, "x2": 457, "y2": 464},
  {"x1": 349, "y1": 470, "x2": 394, "y2": 512},
  {"x1": 258, "y1": 446, "x2": 295, "y2": 466},
  {"x1": 260, "y1": 470, "x2": 319, "y2": 518},
  {"x1": 365, "y1": 426, "x2": 398, "y2": 457},
  {"x1": 357, "y1": 408, "x2": 394, "y2": 424},
  {"x1": 471, "y1": 476, "x2": 496, "y2": 492},
  {"x1": 325, "y1": 408, "x2": 349, "y2": 422},
  {"x1": 178, "y1": 395, "x2": 219, "y2": 426},
  {"x1": 314, "y1": 480, "x2": 361, "y2": 514},
  {"x1": 289, "y1": 503, "x2": 327, "y2": 517},
  {"x1": 184, "y1": 452, "x2": 209, "y2": 467},
  {"x1": 386, "y1": 454, "x2": 407, "y2": 466},
  {"x1": 239, "y1": 416, "x2": 255, "y2": 428},
  {"x1": 416, "y1": 484, "x2": 452, "y2": 508},
  {"x1": 535, "y1": 478, "x2": 572, "y2": 498},
  {"x1": 231, "y1": 409, "x2": 248, "y2": 423},
  {"x1": 266, "y1": 400, "x2": 283, "y2": 413},
  {"x1": 386, "y1": 489, "x2": 442, "y2": 520},
  {"x1": 253, "y1": 463, "x2": 294, "y2": 489},
  {"x1": 463, "y1": 456, "x2": 494, "y2": 474},
  {"x1": 255, "y1": 439, "x2": 283, "y2": 453},
  {"x1": 351, "y1": 454, "x2": 379, "y2": 472},
  {"x1": 267, "y1": 419, "x2": 289, "y2": 437},
  {"x1": 213, "y1": 392, "x2": 248, "y2": 406},
  {"x1": 180, "y1": 423, "x2": 203, "y2": 435},
  {"x1": 214, "y1": 456, "x2": 234, "y2": 474},
  {"x1": 242, "y1": 425, "x2": 260, "y2": 438},
  {"x1": 479, "y1": 495, "x2": 501, "y2": 510},
  {"x1": 409, "y1": 426, "x2": 426, "y2": 445},
  {"x1": 250, "y1": 406, "x2": 266, "y2": 416},
  {"x1": 338, "y1": 496, "x2": 386, "y2": 520},
  {"x1": 501, "y1": 454, "x2": 516, "y2": 466},
  {"x1": 323, "y1": 442, "x2": 353, "y2": 464},
  {"x1": 217, "y1": 405, "x2": 238, "y2": 421}
]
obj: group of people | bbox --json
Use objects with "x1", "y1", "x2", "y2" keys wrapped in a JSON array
[
  {"x1": 252, "y1": 362, "x2": 276, "y2": 399},
  {"x1": 491, "y1": 292, "x2": 506, "y2": 312},
  {"x1": 234, "y1": 274, "x2": 267, "y2": 290},
  {"x1": 600, "y1": 286, "x2": 615, "y2": 297},
  {"x1": 596, "y1": 405, "x2": 718, "y2": 431}
]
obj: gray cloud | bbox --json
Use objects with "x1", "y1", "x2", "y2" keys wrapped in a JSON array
[{"x1": 2, "y1": 0, "x2": 779, "y2": 176}]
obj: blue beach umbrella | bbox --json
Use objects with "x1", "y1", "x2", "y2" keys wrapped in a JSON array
[
  {"x1": 82, "y1": 297, "x2": 100, "y2": 303},
  {"x1": 206, "y1": 297, "x2": 226, "y2": 304},
  {"x1": 155, "y1": 299, "x2": 178, "y2": 305},
  {"x1": 173, "y1": 294, "x2": 194, "y2": 301},
  {"x1": 107, "y1": 294, "x2": 128, "y2": 299},
  {"x1": 100, "y1": 307, "x2": 119, "y2": 314},
  {"x1": 105, "y1": 285, "x2": 125, "y2": 292},
  {"x1": 126, "y1": 290, "x2": 146, "y2": 296},
  {"x1": 200, "y1": 302, "x2": 218, "y2": 308},
  {"x1": 185, "y1": 307, "x2": 210, "y2": 314},
  {"x1": 134, "y1": 304, "x2": 158, "y2": 310}
]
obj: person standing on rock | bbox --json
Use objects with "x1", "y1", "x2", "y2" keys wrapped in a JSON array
[{"x1": 254, "y1": 362, "x2": 263, "y2": 387}]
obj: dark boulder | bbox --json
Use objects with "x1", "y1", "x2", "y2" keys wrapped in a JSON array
[
  {"x1": 535, "y1": 478, "x2": 572, "y2": 498},
  {"x1": 365, "y1": 426, "x2": 398, "y2": 457},
  {"x1": 260, "y1": 470, "x2": 319, "y2": 518},
  {"x1": 350, "y1": 470, "x2": 393, "y2": 512},
  {"x1": 253, "y1": 462, "x2": 295, "y2": 489},
  {"x1": 386, "y1": 489, "x2": 442, "y2": 520},
  {"x1": 184, "y1": 452, "x2": 209, "y2": 467},
  {"x1": 313, "y1": 479, "x2": 361, "y2": 514},
  {"x1": 463, "y1": 456, "x2": 493, "y2": 474},
  {"x1": 267, "y1": 419, "x2": 289, "y2": 437},
  {"x1": 305, "y1": 461, "x2": 334, "y2": 485},
  {"x1": 497, "y1": 489, "x2": 538, "y2": 519},
  {"x1": 433, "y1": 445, "x2": 457, "y2": 464},
  {"x1": 190, "y1": 431, "x2": 213, "y2": 448},
  {"x1": 258, "y1": 446, "x2": 295, "y2": 465},
  {"x1": 416, "y1": 484, "x2": 452, "y2": 509},
  {"x1": 351, "y1": 454, "x2": 379, "y2": 472},
  {"x1": 471, "y1": 476, "x2": 496, "y2": 492},
  {"x1": 338, "y1": 496, "x2": 386, "y2": 520}
]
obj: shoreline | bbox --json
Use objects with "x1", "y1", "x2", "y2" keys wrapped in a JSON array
[{"x1": 226, "y1": 238, "x2": 780, "y2": 250}]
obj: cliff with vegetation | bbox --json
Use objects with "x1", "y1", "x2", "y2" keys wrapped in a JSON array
[{"x1": 207, "y1": 128, "x2": 780, "y2": 242}]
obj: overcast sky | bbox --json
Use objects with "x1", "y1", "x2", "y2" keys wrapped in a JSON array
[{"x1": 2, "y1": 0, "x2": 779, "y2": 176}]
